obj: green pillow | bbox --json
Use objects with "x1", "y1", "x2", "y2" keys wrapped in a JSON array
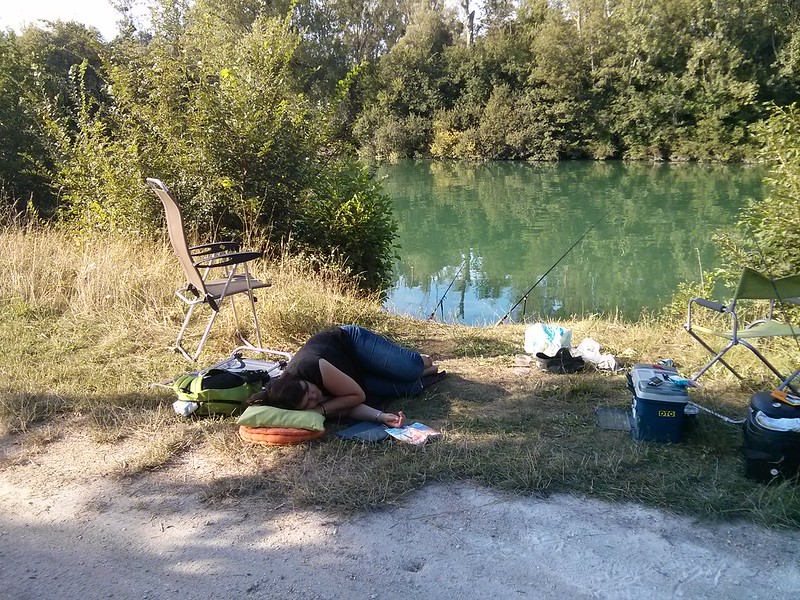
[{"x1": 236, "y1": 405, "x2": 325, "y2": 431}]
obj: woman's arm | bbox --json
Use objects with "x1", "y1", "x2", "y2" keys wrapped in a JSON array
[
  {"x1": 316, "y1": 358, "x2": 365, "y2": 415},
  {"x1": 347, "y1": 404, "x2": 405, "y2": 427}
]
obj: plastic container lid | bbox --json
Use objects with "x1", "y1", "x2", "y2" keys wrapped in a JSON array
[{"x1": 630, "y1": 365, "x2": 690, "y2": 404}]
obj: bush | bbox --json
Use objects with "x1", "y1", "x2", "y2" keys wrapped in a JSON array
[
  {"x1": 353, "y1": 108, "x2": 431, "y2": 160},
  {"x1": 36, "y1": 10, "x2": 396, "y2": 292},
  {"x1": 292, "y1": 158, "x2": 398, "y2": 291},
  {"x1": 716, "y1": 103, "x2": 800, "y2": 278}
]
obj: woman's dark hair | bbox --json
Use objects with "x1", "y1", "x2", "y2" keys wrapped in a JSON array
[{"x1": 247, "y1": 374, "x2": 306, "y2": 410}]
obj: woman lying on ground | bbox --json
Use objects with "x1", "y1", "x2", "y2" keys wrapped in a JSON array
[{"x1": 248, "y1": 325, "x2": 442, "y2": 427}]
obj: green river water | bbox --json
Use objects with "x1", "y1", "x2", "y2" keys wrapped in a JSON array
[{"x1": 378, "y1": 160, "x2": 765, "y2": 324}]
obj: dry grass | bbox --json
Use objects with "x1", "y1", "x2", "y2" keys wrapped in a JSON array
[{"x1": 2, "y1": 224, "x2": 800, "y2": 526}]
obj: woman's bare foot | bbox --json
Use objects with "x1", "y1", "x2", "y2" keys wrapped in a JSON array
[
  {"x1": 421, "y1": 354, "x2": 433, "y2": 369},
  {"x1": 422, "y1": 370, "x2": 446, "y2": 388},
  {"x1": 423, "y1": 364, "x2": 439, "y2": 377}
]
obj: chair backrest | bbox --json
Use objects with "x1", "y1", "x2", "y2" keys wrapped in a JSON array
[
  {"x1": 145, "y1": 178, "x2": 206, "y2": 294},
  {"x1": 734, "y1": 267, "x2": 800, "y2": 301}
]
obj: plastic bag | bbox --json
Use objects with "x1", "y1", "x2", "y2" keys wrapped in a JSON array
[
  {"x1": 523, "y1": 323, "x2": 572, "y2": 356},
  {"x1": 574, "y1": 337, "x2": 618, "y2": 371}
]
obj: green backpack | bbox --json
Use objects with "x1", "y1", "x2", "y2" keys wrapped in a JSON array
[{"x1": 172, "y1": 368, "x2": 270, "y2": 417}]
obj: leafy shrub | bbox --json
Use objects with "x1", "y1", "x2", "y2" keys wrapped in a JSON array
[
  {"x1": 36, "y1": 10, "x2": 396, "y2": 291},
  {"x1": 292, "y1": 158, "x2": 397, "y2": 291},
  {"x1": 353, "y1": 108, "x2": 431, "y2": 160},
  {"x1": 429, "y1": 103, "x2": 482, "y2": 159},
  {"x1": 429, "y1": 85, "x2": 578, "y2": 161},
  {"x1": 716, "y1": 103, "x2": 800, "y2": 278},
  {"x1": 475, "y1": 84, "x2": 521, "y2": 159},
  {"x1": 429, "y1": 125, "x2": 460, "y2": 158}
]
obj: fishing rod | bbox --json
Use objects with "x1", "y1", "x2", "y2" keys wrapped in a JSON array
[
  {"x1": 429, "y1": 260, "x2": 466, "y2": 321},
  {"x1": 495, "y1": 207, "x2": 614, "y2": 326}
]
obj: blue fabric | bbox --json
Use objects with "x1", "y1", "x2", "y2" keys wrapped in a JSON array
[
  {"x1": 339, "y1": 325, "x2": 424, "y2": 398},
  {"x1": 334, "y1": 420, "x2": 390, "y2": 442}
]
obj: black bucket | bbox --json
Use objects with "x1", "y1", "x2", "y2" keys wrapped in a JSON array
[{"x1": 743, "y1": 392, "x2": 800, "y2": 483}]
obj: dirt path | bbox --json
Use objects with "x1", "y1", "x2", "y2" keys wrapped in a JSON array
[{"x1": 3, "y1": 467, "x2": 799, "y2": 600}]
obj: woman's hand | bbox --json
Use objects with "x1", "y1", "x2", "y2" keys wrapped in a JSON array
[
  {"x1": 346, "y1": 404, "x2": 405, "y2": 427},
  {"x1": 380, "y1": 410, "x2": 405, "y2": 428}
]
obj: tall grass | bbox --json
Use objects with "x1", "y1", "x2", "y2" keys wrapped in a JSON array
[
  {"x1": 0, "y1": 221, "x2": 386, "y2": 348},
  {"x1": 0, "y1": 223, "x2": 383, "y2": 426},
  {"x1": 2, "y1": 223, "x2": 800, "y2": 527},
  {"x1": 1, "y1": 223, "x2": 175, "y2": 317}
]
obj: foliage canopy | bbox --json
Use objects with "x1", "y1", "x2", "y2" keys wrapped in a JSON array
[
  {"x1": 717, "y1": 102, "x2": 800, "y2": 278},
  {"x1": 1, "y1": 2, "x2": 397, "y2": 291}
]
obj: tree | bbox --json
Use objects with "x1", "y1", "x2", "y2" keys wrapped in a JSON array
[
  {"x1": 481, "y1": 0, "x2": 517, "y2": 32},
  {"x1": 526, "y1": 5, "x2": 593, "y2": 157},
  {"x1": 0, "y1": 22, "x2": 107, "y2": 215},
  {"x1": 292, "y1": 0, "x2": 411, "y2": 98},
  {"x1": 41, "y1": 3, "x2": 397, "y2": 290},
  {"x1": 352, "y1": 2, "x2": 460, "y2": 158},
  {"x1": 0, "y1": 31, "x2": 46, "y2": 212},
  {"x1": 718, "y1": 103, "x2": 800, "y2": 276},
  {"x1": 16, "y1": 20, "x2": 107, "y2": 117}
]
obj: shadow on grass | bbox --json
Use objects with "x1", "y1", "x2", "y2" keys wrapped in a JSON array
[{"x1": 4, "y1": 378, "x2": 800, "y2": 529}]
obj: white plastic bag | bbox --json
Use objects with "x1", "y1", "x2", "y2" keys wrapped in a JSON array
[
  {"x1": 523, "y1": 323, "x2": 572, "y2": 356},
  {"x1": 574, "y1": 337, "x2": 618, "y2": 371}
]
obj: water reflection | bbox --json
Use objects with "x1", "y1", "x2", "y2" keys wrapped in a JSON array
[{"x1": 380, "y1": 160, "x2": 764, "y2": 324}]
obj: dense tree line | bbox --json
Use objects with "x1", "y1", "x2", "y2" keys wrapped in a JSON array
[
  {"x1": 1, "y1": 0, "x2": 799, "y2": 291},
  {"x1": 344, "y1": 0, "x2": 800, "y2": 162}
]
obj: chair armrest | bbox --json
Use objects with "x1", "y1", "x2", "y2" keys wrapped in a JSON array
[
  {"x1": 190, "y1": 242, "x2": 241, "y2": 257},
  {"x1": 686, "y1": 296, "x2": 739, "y2": 336},
  {"x1": 193, "y1": 251, "x2": 263, "y2": 269},
  {"x1": 690, "y1": 298, "x2": 727, "y2": 313}
]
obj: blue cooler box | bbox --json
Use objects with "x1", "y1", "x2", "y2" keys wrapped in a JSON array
[{"x1": 627, "y1": 364, "x2": 690, "y2": 443}]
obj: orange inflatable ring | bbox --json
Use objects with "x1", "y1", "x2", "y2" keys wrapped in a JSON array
[{"x1": 239, "y1": 425, "x2": 325, "y2": 446}]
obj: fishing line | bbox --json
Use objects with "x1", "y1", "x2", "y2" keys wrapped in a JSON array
[
  {"x1": 495, "y1": 207, "x2": 614, "y2": 326},
  {"x1": 428, "y1": 260, "x2": 466, "y2": 321}
]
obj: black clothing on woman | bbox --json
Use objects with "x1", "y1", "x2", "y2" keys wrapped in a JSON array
[{"x1": 283, "y1": 328, "x2": 362, "y2": 389}]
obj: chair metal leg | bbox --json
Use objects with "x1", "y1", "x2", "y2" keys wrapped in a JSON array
[
  {"x1": 175, "y1": 286, "x2": 287, "y2": 363},
  {"x1": 174, "y1": 300, "x2": 221, "y2": 362},
  {"x1": 226, "y1": 291, "x2": 263, "y2": 350},
  {"x1": 234, "y1": 270, "x2": 264, "y2": 350},
  {"x1": 192, "y1": 309, "x2": 221, "y2": 362},
  {"x1": 779, "y1": 369, "x2": 800, "y2": 395},
  {"x1": 227, "y1": 291, "x2": 293, "y2": 361},
  {"x1": 228, "y1": 292, "x2": 242, "y2": 339},
  {"x1": 175, "y1": 303, "x2": 199, "y2": 361},
  {"x1": 247, "y1": 289, "x2": 264, "y2": 349},
  {"x1": 686, "y1": 330, "x2": 744, "y2": 381},
  {"x1": 230, "y1": 344, "x2": 293, "y2": 361},
  {"x1": 687, "y1": 329, "x2": 799, "y2": 393},
  {"x1": 738, "y1": 339, "x2": 796, "y2": 389}
]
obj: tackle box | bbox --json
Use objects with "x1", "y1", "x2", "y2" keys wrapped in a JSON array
[{"x1": 627, "y1": 364, "x2": 691, "y2": 443}]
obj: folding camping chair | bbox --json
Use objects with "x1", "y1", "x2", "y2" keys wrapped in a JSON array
[
  {"x1": 685, "y1": 267, "x2": 800, "y2": 392},
  {"x1": 146, "y1": 178, "x2": 291, "y2": 363}
]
